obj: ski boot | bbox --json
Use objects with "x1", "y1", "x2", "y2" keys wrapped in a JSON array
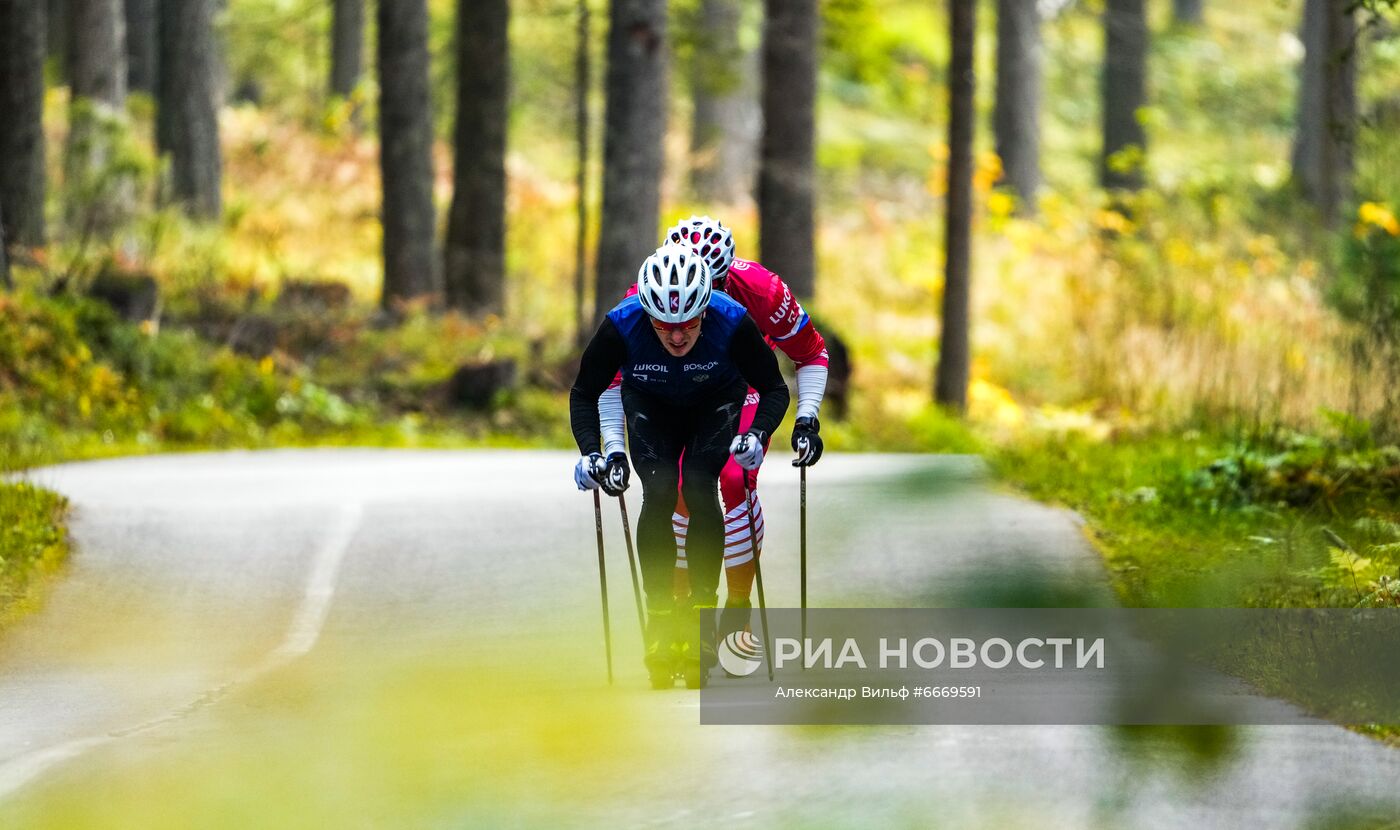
[
  {"x1": 644, "y1": 608, "x2": 680, "y2": 690},
  {"x1": 679, "y1": 601, "x2": 718, "y2": 690},
  {"x1": 717, "y1": 597, "x2": 754, "y2": 678}
]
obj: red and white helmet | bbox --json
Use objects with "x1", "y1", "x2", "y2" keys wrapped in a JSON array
[
  {"x1": 636, "y1": 243, "x2": 713, "y2": 324},
  {"x1": 664, "y1": 216, "x2": 735, "y2": 286}
]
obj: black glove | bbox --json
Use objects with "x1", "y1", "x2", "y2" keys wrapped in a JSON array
[
  {"x1": 601, "y1": 452, "x2": 630, "y2": 495},
  {"x1": 791, "y1": 417, "x2": 823, "y2": 467}
]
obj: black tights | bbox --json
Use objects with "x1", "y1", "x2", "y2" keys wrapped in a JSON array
[{"x1": 623, "y1": 381, "x2": 744, "y2": 611}]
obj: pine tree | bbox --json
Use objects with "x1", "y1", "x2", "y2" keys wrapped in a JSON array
[
  {"x1": 593, "y1": 0, "x2": 668, "y2": 322},
  {"x1": 993, "y1": 0, "x2": 1043, "y2": 214},
  {"x1": 758, "y1": 0, "x2": 817, "y2": 299},
  {"x1": 934, "y1": 0, "x2": 976, "y2": 411},
  {"x1": 0, "y1": 0, "x2": 48, "y2": 248},
  {"x1": 377, "y1": 0, "x2": 438, "y2": 307},
  {"x1": 444, "y1": 0, "x2": 509, "y2": 314},
  {"x1": 157, "y1": 0, "x2": 223, "y2": 219}
]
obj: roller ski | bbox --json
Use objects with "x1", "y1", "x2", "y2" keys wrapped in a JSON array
[
  {"x1": 644, "y1": 608, "x2": 682, "y2": 690},
  {"x1": 678, "y1": 602, "x2": 718, "y2": 690}
]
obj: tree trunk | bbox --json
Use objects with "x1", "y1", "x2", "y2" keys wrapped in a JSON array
[
  {"x1": 934, "y1": 0, "x2": 975, "y2": 412},
  {"x1": 444, "y1": 0, "x2": 508, "y2": 315},
  {"x1": 1291, "y1": 0, "x2": 1325, "y2": 201},
  {"x1": 158, "y1": 0, "x2": 223, "y2": 219},
  {"x1": 70, "y1": 0, "x2": 126, "y2": 106},
  {"x1": 1099, "y1": 0, "x2": 1148, "y2": 191},
  {"x1": 758, "y1": 0, "x2": 817, "y2": 300},
  {"x1": 592, "y1": 0, "x2": 668, "y2": 323},
  {"x1": 0, "y1": 0, "x2": 48, "y2": 248},
  {"x1": 0, "y1": 197, "x2": 11, "y2": 289},
  {"x1": 47, "y1": 0, "x2": 67, "y2": 82},
  {"x1": 377, "y1": 0, "x2": 438, "y2": 308},
  {"x1": 330, "y1": 0, "x2": 364, "y2": 98},
  {"x1": 993, "y1": 0, "x2": 1042, "y2": 214},
  {"x1": 1172, "y1": 0, "x2": 1203, "y2": 26},
  {"x1": 1317, "y1": 0, "x2": 1355, "y2": 229},
  {"x1": 1290, "y1": 0, "x2": 1356, "y2": 228},
  {"x1": 575, "y1": 0, "x2": 592, "y2": 345},
  {"x1": 689, "y1": 0, "x2": 759, "y2": 204},
  {"x1": 125, "y1": 0, "x2": 158, "y2": 95},
  {"x1": 67, "y1": 0, "x2": 130, "y2": 234}
]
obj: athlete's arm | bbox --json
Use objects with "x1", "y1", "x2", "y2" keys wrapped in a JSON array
[
  {"x1": 747, "y1": 268, "x2": 830, "y2": 421},
  {"x1": 596, "y1": 385, "x2": 626, "y2": 456},
  {"x1": 596, "y1": 285, "x2": 638, "y2": 454},
  {"x1": 729, "y1": 315, "x2": 790, "y2": 438},
  {"x1": 570, "y1": 318, "x2": 628, "y2": 454}
]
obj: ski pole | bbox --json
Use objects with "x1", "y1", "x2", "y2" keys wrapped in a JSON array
[
  {"x1": 593, "y1": 490, "x2": 614, "y2": 685},
  {"x1": 617, "y1": 492, "x2": 647, "y2": 641},
  {"x1": 743, "y1": 478, "x2": 775, "y2": 682},
  {"x1": 800, "y1": 465, "x2": 808, "y2": 651}
]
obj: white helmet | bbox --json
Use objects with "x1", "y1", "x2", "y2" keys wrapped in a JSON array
[
  {"x1": 636, "y1": 243, "x2": 713, "y2": 324},
  {"x1": 664, "y1": 216, "x2": 735, "y2": 285}
]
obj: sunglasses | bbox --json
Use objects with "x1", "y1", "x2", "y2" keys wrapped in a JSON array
[{"x1": 651, "y1": 319, "x2": 701, "y2": 334}]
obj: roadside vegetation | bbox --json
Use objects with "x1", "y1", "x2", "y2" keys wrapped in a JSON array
[{"x1": 0, "y1": 482, "x2": 68, "y2": 627}]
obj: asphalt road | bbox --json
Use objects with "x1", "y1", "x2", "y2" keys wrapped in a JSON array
[{"x1": 1, "y1": 449, "x2": 1398, "y2": 827}]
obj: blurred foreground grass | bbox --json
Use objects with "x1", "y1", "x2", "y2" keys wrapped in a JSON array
[
  {"x1": 0, "y1": 483, "x2": 69, "y2": 628},
  {"x1": 0, "y1": 637, "x2": 671, "y2": 828}
]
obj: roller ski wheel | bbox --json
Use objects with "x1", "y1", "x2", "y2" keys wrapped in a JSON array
[
  {"x1": 681, "y1": 638, "x2": 716, "y2": 690},
  {"x1": 683, "y1": 653, "x2": 709, "y2": 690},
  {"x1": 643, "y1": 609, "x2": 679, "y2": 691},
  {"x1": 647, "y1": 660, "x2": 677, "y2": 690}
]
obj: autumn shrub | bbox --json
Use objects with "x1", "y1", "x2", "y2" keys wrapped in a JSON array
[{"x1": 0, "y1": 290, "x2": 375, "y2": 468}]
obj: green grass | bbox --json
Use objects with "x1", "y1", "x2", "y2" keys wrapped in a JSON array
[
  {"x1": 991, "y1": 424, "x2": 1400, "y2": 609},
  {"x1": 0, "y1": 482, "x2": 70, "y2": 624}
]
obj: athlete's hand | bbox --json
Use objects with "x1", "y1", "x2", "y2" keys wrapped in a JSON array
[
  {"x1": 791, "y1": 417, "x2": 823, "y2": 467},
  {"x1": 601, "y1": 452, "x2": 630, "y2": 496},
  {"x1": 730, "y1": 431, "x2": 766, "y2": 471},
  {"x1": 574, "y1": 453, "x2": 606, "y2": 491}
]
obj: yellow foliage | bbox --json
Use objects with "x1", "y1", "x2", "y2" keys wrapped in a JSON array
[
  {"x1": 1357, "y1": 202, "x2": 1400, "y2": 236},
  {"x1": 1286, "y1": 344, "x2": 1307, "y2": 372},
  {"x1": 1165, "y1": 238, "x2": 1193, "y2": 266},
  {"x1": 973, "y1": 151, "x2": 1004, "y2": 194},
  {"x1": 1095, "y1": 209, "x2": 1134, "y2": 234},
  {"x1": 986, "y1": 191, "x2": 1016, "y2": 220},
  {"x1": 968, "y1": 377, "x2": 1025, "y2": 428}
]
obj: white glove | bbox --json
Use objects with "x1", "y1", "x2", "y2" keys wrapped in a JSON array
[
  {"x1": 729, "y1": 431, "x2": 766, "y2": 471},
  {"x1": 574, "y1": 453, "x2": 605, "y2": 491}
]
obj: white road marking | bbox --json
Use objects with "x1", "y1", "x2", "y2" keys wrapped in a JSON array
[{"x1": 0, "y1": 503, "x2": 364, "y2": 802}]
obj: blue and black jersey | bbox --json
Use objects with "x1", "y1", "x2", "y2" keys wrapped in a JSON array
[
  {"x1": 570, "y1": 295, "x2": 790, "y2": 455},
  {"x1": 605, "y1": 292, "x2": 748, "y2": 402}
]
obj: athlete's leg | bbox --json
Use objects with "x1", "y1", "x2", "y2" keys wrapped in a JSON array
[
  {"x1": 672, "y1": 488, "x2": 691, "y2": 601},
  {"x1": 719, "y1": 388, "x2": 767, "y2": 602},
  {"x1": 623, "y1": 387, "x2": 686, "y2": 612},
  {"x1": 677, "y1": 386, "x2": 745, "y2": 609}
]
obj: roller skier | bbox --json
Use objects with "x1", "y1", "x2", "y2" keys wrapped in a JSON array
[{"x1": 571, "y1": 243, "x2": 790, "y2": 688}]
